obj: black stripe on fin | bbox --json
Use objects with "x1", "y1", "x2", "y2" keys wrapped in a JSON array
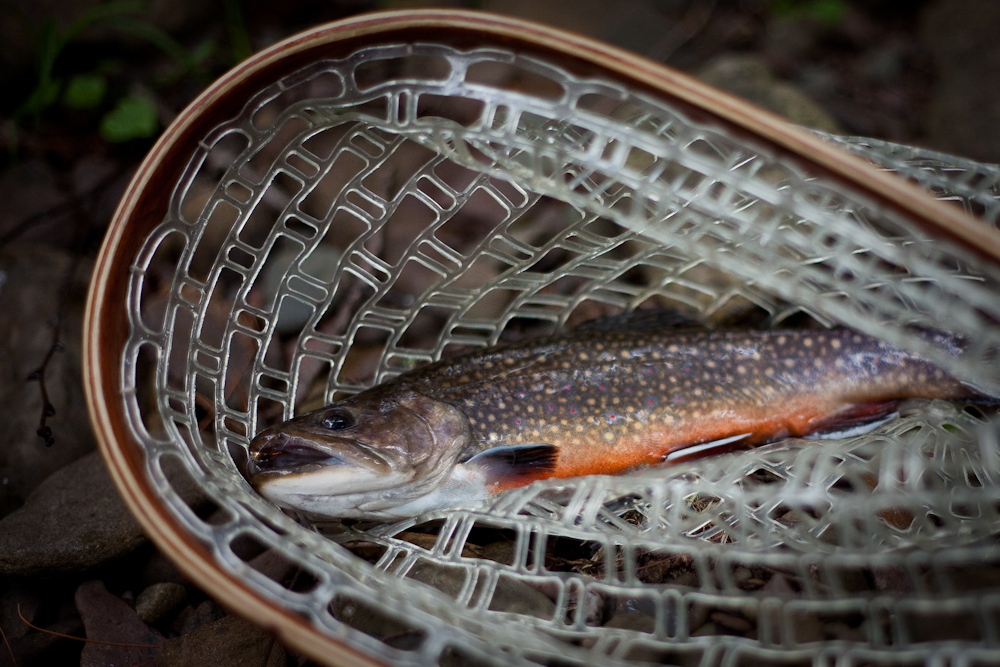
[
  {"x1": 574, "y1": 308, "x2": 702, "y2": 333},
  {"x1": 464, "y1": 444, "x2": 558, "y2": 485}
]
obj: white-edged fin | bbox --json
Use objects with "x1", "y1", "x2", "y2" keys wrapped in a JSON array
[
  {"x1": 804, "y1": 412, "x2": 898, "y2": 440},
  {"x1": 463, "y1": 444, "x2": 559, "y2": 485},
  {"x1": 665, "y1": 432, "x2": 754, "y2": 462}
]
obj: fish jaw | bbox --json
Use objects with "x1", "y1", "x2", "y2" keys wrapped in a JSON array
[{"x1": 246, "y1": 391, "x2": 474, "y2": 519}]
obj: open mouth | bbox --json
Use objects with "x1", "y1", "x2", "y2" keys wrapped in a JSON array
[{"x1": 251, "y1": 438, "x2": 338, "y2": 472}]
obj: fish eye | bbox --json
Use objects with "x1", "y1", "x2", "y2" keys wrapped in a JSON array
[{"x1": 319, "y1": 409, "x2": 354, "y2": 431}]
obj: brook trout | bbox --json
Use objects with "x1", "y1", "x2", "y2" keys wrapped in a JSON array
[{"x1": 247, "y1": 316, "x2": 989, "y2": 519}]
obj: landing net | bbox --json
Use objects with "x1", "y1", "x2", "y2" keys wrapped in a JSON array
[{"x1": 122, "y1": 43, "x2": 1000, "y2": 666}]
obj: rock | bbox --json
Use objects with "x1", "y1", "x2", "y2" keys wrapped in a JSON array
[
  {"x1": 0, "y1": 584, "x2": 43, "y2": 640},
  {"x1": 488, "y1": 574, "x2": 556, "y2": 620},
  {"x1": 920, "y1": 0, "x2": 1000, "y2": 162},
  {"x1": 406, "y1": 560, "x2": 467, "y2": 599},
  {"x1": 136, "y1": 582, "x2": 188, "y2": 624},
  {"x1": 158, "y1": 614, "x2": 286, "y2": 667},
  {"x1": 0, "y1": 244, "x2": 96, "y2": 517},
  {"x1": 0, "y1": 451, "x2": 147, "y2": 576},
  {"x1": 172, "y1": 599, "x2": 226, "y2": 636},
  {"x1": 605, "y1": 611, "x2": 656, "y2": 633},
  {"x1": 697, "y1": 56, "x2": 843, "y2": 134},
  {"x1": 76, "y1": 580, "x2": 163, "y2": 667}
]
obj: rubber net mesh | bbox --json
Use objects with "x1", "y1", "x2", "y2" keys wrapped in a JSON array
[{"x1": 122, "y1": 43, "x2": 1000, "y2": 666}]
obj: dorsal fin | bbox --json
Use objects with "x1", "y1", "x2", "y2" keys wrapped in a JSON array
[{"x1": 573, "y1": 308, "x2": 702, "y2": 333}]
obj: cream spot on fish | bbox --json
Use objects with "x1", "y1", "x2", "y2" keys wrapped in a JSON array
[
  {"x1": 831, "y1": 338, "x2": 841, "y2": 350},
  {"x1": 579, "y1": 352, "x2": 589, "y2": 361},
  {"x1": 488, "y1": 432, "x2": 499, "y2": 441},
  {"x1": 621, "y1": 350, "x2": 631, "y2": 359},
  {"x1": 853, "y1": 335, "x2": 862, "y2": 344},
  {"x1": 668, "y1": 344, "x2": 679, "y2": 353},
  {"x1": 706, "y1": 360, "x2": 716, "y2": 369},
  {"x1": 603, "y1": 431, "x2": 615, "y2": 442},
  {"x1": 693, "y1": 388, "x2": 703, "y2": 397},
  {"x1": 737, "y1": 365, "x2": 747, "y2": 375},
  {"x1": 764, "y1": 367, "x2": 775, "y2": 377},
  {"x1": 487, "y1": 414, "x2": 496, "y2": 422},
  {"x1": 550, "y1": 424, "x2": 559, "y2": 432},
  {"x1": 814, "y1": 358, "x2": 823, "y2": 368},
  {"x1": 532, "y1": 429, "x2": 540, "y2": 437},
  {"x1": 784, "y1": 359, "x2": 795, "y2": 368},
  {"x1": 803, "y1": 337, "x2": 813, "y2": 348},
  {"x1": 777, "y1": 336, "x2": 787, "y2": 345}
]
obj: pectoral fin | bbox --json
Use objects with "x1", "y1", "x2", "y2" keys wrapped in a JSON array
[{"x1": 463, "y1": 444, "x2": 559, "y2": 491}]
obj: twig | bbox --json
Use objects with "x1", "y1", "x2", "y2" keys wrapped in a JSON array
[
  {"x1": 0, "y1": 619, "x2": 16, "y2": 667},
  {"x1": 16, "y1": 604, "x2": 161, "y2": 649}
]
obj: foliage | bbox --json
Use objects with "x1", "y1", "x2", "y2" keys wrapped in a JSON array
[
  {"x1": 7, "y1": 0, "x2": 242, "y2": 148},
  {"x1": 770, "y1": 0, "x2": 847, "y2": 26}
]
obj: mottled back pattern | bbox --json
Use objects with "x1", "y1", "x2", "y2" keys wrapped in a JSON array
[{"x1": 379, "y1": 327, "x2": 972, "y2": 480}]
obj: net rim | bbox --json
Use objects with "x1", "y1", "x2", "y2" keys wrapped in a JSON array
[{"x1": 82, "y1": 9, "x2": 1000, "y2": 667}]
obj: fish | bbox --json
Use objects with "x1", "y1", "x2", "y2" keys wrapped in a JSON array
[{"x1": 246, "y1": 313, "x2": 992, "y2": 520}]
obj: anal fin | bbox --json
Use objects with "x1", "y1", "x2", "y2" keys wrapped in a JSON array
[{"x1": 807, "y1": 401, "x2": 900, "y2": 440}]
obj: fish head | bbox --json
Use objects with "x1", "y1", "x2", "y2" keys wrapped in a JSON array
[{"x1": 247, "y1": 391, "x2": 472, "y2": 519}]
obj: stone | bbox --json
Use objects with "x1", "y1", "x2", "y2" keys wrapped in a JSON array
[
  {"x1": 172, "y1": 599, "x2": 226, "y2": 636},
  {"x1": 487, "y1": 574, "x2": 556, "y2": 620},
  {"x1": 920, "y1": 0, "x2": 1000, "y2": 162},
  {"x1": 158, "y1": 614, "x2": 286, "y2": 667},
  {"x1": 0, "y1": 243, "x2": 96, "y2": 517},
  {"x1": 697, "y1": 55, "x2": 843, "y2": 134},
  {"x1": 0, "y1": 451, "x2": 147, "y2": 576},
  {"x1": 76, "y1": 580, "x2": 163, "y2": 667},
  {"x1": 605, "y1": 611, "x2": 656, "y2": 633},
  {"x1": 135, "y1": 582, "x2": 188, "y2": 624}
]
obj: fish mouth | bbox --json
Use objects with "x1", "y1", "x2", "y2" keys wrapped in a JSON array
[
  {"x1": 251, "y1": 437, "x2": 337, "y2": 473},
  {"x1": 248, "y1": 430, "x2": 382, "y2": 477}
]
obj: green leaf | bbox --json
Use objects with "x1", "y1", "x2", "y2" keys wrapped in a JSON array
[
  {"x1": 100, "y1": 94, "x2": 158, "y2": 142},
  {"x1": 63, "y1": 74, "x2": 107, "y2": 110},
  {"x1": 20, "y1": 78, "x2": 62, "y2": 117}
]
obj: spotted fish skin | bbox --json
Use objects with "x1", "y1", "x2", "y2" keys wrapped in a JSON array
[
  {"x1": 247, "y1": 323, "x2": 985, "y2": 518},
  {"x1": 385, "y1": 327, "x2": 974, "y2": 482}
]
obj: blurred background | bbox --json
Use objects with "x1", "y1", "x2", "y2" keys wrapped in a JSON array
[
  {"x1": 0, "y1": 0, "x2": 997, "y2": 664},
  {"x1": 2, "y1": 0, "x2": 997, "y2": 253}
]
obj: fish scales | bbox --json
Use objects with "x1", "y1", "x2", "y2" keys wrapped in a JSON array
[
  {"x1": 375, "y1": 328, "x2": 963, "y2": 482},
  {"x1": 247, "y1": 322, "x2": 987, "y2": 519}
]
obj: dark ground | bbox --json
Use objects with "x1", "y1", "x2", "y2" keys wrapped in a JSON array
[{"x1": 0, "y1": 0, "x2": 998, "y2": 665}]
